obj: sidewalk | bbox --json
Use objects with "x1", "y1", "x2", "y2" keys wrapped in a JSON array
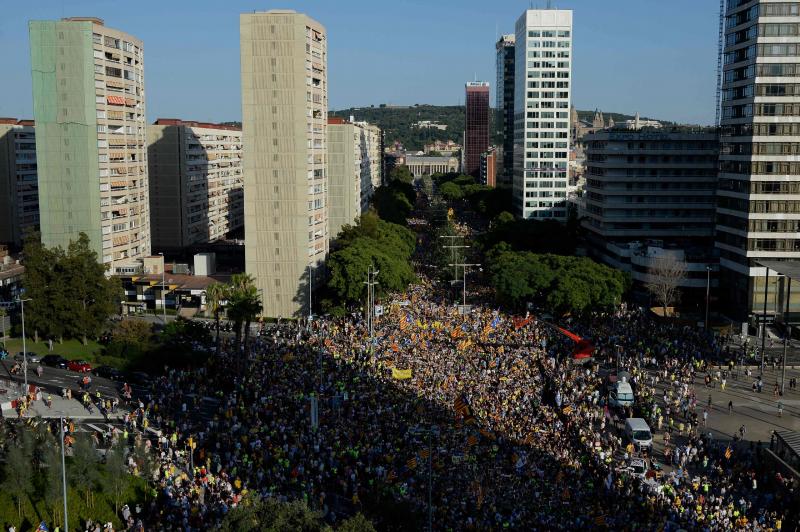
[{"x1": 1, "y1": 389, "x2": 130, "y2": 421}]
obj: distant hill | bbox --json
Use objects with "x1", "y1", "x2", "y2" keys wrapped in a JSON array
[
  {"x1": 330, "y1": 105, "x2": 465, "y2": 151},
  {"x1": 576, "y1": 110, "x2": 671, "y2": 125}
]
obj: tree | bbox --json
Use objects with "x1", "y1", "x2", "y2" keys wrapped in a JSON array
[
  {"x1": 102, "y1": 439, "x2": 130, "y2": 515},
  {"x1": 227, "y1": 273, "x2": 262, "y2": 355},
  {"x1": 373, "y1": 185, "x2": 413, "y2": 225},
  {"x1": 109, "y1": 318, "x2": 152, "y2": 360},
  {"x1": 70, "y1": 434, "x2": 100, "y2": 507},
  {"x1": 205, "y1": 282, "x2": 229, "y2": 357},
  {"x1": 388, "y1": 165, "x2": 414, "y2": 184},
  {"x1": 439, "y1": 181, "x2": 464, "y2": 201},
  {"x1": 2, "y1": 440, "x2": 33, "y2": 523},
  {"x1": 645, "y1": 255, "x2": 687, "y2": 317},
  {"x1": 218, "y1": 496, "x2": 329, "y2": 532},
  {"x1": 22, "y1": 232, "x2": 65, "y2": 342},
  {"x1": 337, "y1": 514, "x2": 377, "y2": 532},
  {"x1": 62, "y1": 233, "x2": 122, "y2": 344},
  {"x1": 42, "y1": 437, "x2": 65, "y2": 527}
]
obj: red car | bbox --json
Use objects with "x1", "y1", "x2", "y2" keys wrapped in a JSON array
[{"x1": 68, "y1": 360, "x2": 92, "y2": 373}]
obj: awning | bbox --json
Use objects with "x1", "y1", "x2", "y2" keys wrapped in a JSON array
[
  {"x1": 110, "y1": 181, "x2": 128, "y2": 187},
  {"x1": 106, "y1": 80, "x2": 125, "y2": 89},
  {"x1": 107, "y1": 95, "x2": 126, "y2": 105},
  {"x1": 124, "y1": 98, "x2": 136, "y2": 106}
]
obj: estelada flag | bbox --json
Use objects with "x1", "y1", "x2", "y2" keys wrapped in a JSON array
[{"x1": 454, "y1": 396, "x2": 470, "y2": 416}]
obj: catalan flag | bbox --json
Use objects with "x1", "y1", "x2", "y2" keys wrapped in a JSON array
[
  {"x1": 562, "y1": 405, "x2": 574, "y2": 415},
  {"x1": 724, "y1": 446, "x2": 732, "y2": 460},
  {"x1": 467, "y1": 435, "x2": 478, "y2": 447},
  {"x1": 454, "y1": 396, "x2": 470, "y2": 416},
  {"x1": 406, "y1": 457, "x2": 418, "y2": 470},
  {"x1": 594, "y1": 515, "x2": 606, "y2": 526},
  {"x1": 419, "y1": 448, "x2": 430, "y2": 460},
  {"x1": 479, "y1": 428, "x2": 496, "y2": 440}
]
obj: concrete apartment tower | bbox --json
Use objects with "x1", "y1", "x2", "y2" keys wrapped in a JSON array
[
  {"x1": 464, "y1": 82, "x2": 490, "y2": 178},
  {"x1": 328, "y1": 117, "x2": 382, "y2": 238},
  {"x1": 147, "y1": 119, "x2": 244, "y2": 251},
  {"x1": 717, "y1": 0, "x2": 800, "y2": 320},
  {"x1": 0, "y1": 119, "x2": 38, "y2": 246},
  {"x1": 513, "y1": 9, "x2": 572, "y2": 220},
  {"x1": 29, "y1": 18, "x2": 150, "y2": 270},
  {"x1": 496, "y1": 34, "x2": 515, "y2": 186},
  {"x1": 240, "y1": 10, "x2": 328, "y2": 318}
]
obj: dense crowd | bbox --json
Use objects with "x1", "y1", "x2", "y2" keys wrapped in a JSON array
[{"x1": 116, "y1": 280, "x2": 799, "y2": 531}]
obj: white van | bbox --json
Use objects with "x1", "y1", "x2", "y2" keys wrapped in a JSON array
[
  {"x1": 609, "y1": 380, "x2": 634, "y2": 408},
  {"x1": 624, "y1": 418, "x2": 653, "y2": 450}
]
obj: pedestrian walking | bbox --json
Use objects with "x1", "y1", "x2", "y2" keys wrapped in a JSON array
[
  {"x1": 728, "y1": 400, "x2": 733, "y2": 414},
  {"x1": 778, "y1": 401, "x2": 783, "y2": 418},
  {"x1": 703, "y1": 409, "x2": 708, "y2": 427}
]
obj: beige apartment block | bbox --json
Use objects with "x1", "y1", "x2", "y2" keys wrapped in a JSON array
[
  {"x1": 30, "y1": 17, "x2": 150, "y2": 270},
  {"x1": 241, "y1": 10, "x2": 328, "y2": 318},
  {"x1": 148, "y1": 119, "x2": 243, "y2": 250},
  {"x1": 0, "y1": 119, "x2": 38, "y2": 246},
  {"x1": 328, "y1": 117, "x2": 382, "y2": 238}
]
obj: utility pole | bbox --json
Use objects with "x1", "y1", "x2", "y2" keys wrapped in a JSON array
[
  {"x1": 782, "y1": 278, "x2": 791, "y2": 395},
  {"x1": 410, "y1": 424, "x2": 438, "y2": 532},
  {"x1": 449, "y1": 263, "x2": 481, "y2": 309},
  {"x1": 308, "y1": 263, "x2": 314, "y2": 331},
  {"x1": 364, "y1": 266, "x2": 379, "y2": 341},
  {"x1": 761, "y1": 267, "x2": 770, "y2": 374},
  {"x1": 158, "y1": 252, "x2": 167, "y2": 324},
  {"x1": 439, "y1": 235, "x2": 467, "y2": 280},
  {"x1": 60, "y1": 417, "x2": 69, "y2": 532},
  {"x1": 18, "y1": 297, "x2": 31, "y2": 394},
  {"x1": 705, "y1": 265, "x2": 712, "y2": 331}
]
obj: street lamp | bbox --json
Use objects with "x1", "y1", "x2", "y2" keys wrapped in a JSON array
[
  {"x1": 410, "y1": 424, "x2": 439, "y2": 532},
  {"x1": 705, "y1": 265, "x2": 712, "y2": 331},
  {"x1": 17, "y1": 297, "x2": 31, "y2": 394},
  {"x1": 449, "y1": 263, "x2": 481, "y2": 309},
  {"x1": 158, "y1": 252, "x2": 166, "y2": 324},
  {"x1": 60, "y1": 417, "x2": 69, "y2": 532}
]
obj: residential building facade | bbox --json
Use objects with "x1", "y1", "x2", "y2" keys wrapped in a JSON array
[
  {"x1": 240, "y1": 10, "x2": 328, "y2": 317},
  {"x1": 147, "y1": 119, "x2": 244, "y2": 250},
  {"x1": 464, "y1": 81, "x2": 490, "y2": 177},
  {"x1": 496, "y1": 34, "x2": 516, "y2": 186},
  {"x1": 513, "y1": 9, "x2": 572, "y2": 220},
  {"x1": 0, "y1": 119, "x2": 38, "y2": 246},
  {"x1": 717, "y1": 0, "x2": 800, "y2": 319},
  {"x1": 328, "y1": 116, "x2": 382, "y2": 238},
  {"x1": 583, "y1": 129, "x2": 719, "y2": 289},
  {"x1": 29, "y1": 17, "x2": 150, "y2": 269}
]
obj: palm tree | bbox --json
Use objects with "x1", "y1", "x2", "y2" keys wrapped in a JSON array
[
  {"x1": 227, "y1": 274, "x2": 263, "y2": 357},
  {"x1": 205, "y1": 282, "x2": 229, "y2": 356}
]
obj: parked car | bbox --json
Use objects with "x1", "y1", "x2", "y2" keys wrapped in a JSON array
[
  {"x1": 67, "y1": 360, "x2": 92, "y2": 373},
  {"x1": 128, "y1": 371, "x2": 151, "y2": 386},
  {"x1": 93, "y1": 365, "x2": 124, "y2": 381},
  {"x1": 41, "y1": 354, "x2": 69, "y2": 369},
  {"x1": 14, "y1": 351, "x2": 40, "y2": 364}
]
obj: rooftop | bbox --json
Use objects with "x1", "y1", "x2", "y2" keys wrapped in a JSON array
[{"x1": 153, "y1": 119, "x2": 241, "y2": 131}]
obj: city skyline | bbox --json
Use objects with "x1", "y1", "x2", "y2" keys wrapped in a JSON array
[{"x1": 1, "y1": 0, "x2": 719, "y2": 125}]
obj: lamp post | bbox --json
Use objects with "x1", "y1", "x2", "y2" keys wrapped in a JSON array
[
  {"x1": 705, "y1": 265, "x2": 712, "y2": 331},
  {"x1": 364, "y1": 267, "x2": 379, "y2": 341},
  {"x1": 18, "y1": 297, "x2": 31, "y2": 394},
  {"x1": 308, "y1": 264, "x2": 314, "y2": 331},
  {"x1": 782, "y1": 278, "x2": 792, "y2": 395},
  {"x1": 410, "y1": 424, "x2": 438, "y2": 532},
  {"x1": 60, "y1": 417, "x2": 69, "y2": 532},
  {"x1": 158, "y1": 252, "x2": 166, "y2": 324},
  {"x1": 449, "y1": 263, "x2": 481, "y2": 309}
]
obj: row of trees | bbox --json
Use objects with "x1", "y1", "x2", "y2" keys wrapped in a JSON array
[
  {"x1": 23, "y1": 233, "x2": 121, "y2": 345},
  {"x1": 434, "y1": 173, "x2": 511, "y2": 220},
  {"x1": 1, "y1": 423, "x2": 148, "y2": 529},
  {"x1": 486, "y1": 243, "x2": 630, "y2": 314},
  {"x1": 219, "y1": 496, "x2": 375, "y2": 532},
  {"x1": 322, "y1": 212, "x2": 416, "y2": 316}
]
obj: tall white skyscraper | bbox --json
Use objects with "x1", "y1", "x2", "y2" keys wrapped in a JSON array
[{"x1": 512, "y1": 9, "x2": 572, "y2": 220}]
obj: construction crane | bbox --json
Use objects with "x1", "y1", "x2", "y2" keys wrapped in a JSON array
[{"x1": 715, "y1": 0, "x2": 725, "y2": 127}]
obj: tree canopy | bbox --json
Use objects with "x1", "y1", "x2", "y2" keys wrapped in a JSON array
[
  {"x1": 22, "y1": 232, "x2": 121, "y2": 343},
  {"x1": 323, "y1": 213, "x2": 416, "y2": 316},
  {"x1": 486, "y1": 243, "x2": 629, "y2": 314}
]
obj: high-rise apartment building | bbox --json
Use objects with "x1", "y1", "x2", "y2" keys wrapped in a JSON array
[
  {"x1": 240, "y1": 10, "x2": 328, "y2": 318},
  {"x1": 0, "y1": 119, "x2": 38, "y2": 246},
  {"x1": 717, "y1": 0, "x2": 800, "y2": 319},
  {"x1": 513, "y1": 9, "x2": 572, "y2": 220},
  {"x1": 29, "y1": 17, "x2": 149, "y2": 269},
  {"x1": 583, "y1": 129, "x2": 719, "y2": 288},
  {"x1": 147, "y1": 119, "x2": 244, "y2": 250},
  {"x1": 328, "y1": 117, "x2": 381, "y2": 238},
  {"x1": 464, "y1": 82, "x2": 490, "y2": 177},
  {"x1": 496, "y1": 34, "x2": 516, "y2": 186}
]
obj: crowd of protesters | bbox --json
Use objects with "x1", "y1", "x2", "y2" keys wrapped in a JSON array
[{"x1": 105, "y1": 278, "x2": 798, "y2": 531}]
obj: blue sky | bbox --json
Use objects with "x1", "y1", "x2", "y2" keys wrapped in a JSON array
[{"x1": 0, "y1": 0, "x2": 720, "y2": 124}]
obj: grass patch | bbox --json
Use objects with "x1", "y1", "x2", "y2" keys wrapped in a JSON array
[{"x1": 2, "y1": 338, "x2": 104, "y2": 363}]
